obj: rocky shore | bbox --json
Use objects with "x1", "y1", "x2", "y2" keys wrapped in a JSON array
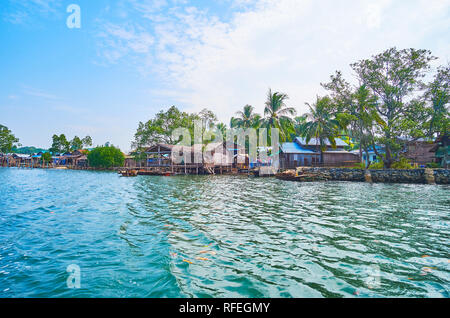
[{"x1": 276, "y1": 167, "x2": 450, "y2": 185}]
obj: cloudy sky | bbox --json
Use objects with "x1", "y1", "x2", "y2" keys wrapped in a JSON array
[{"x1": 1, "y1": 0, "x2": 449, "y2": 151}]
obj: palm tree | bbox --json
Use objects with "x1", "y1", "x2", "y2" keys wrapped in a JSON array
[
  {"x1": 299, "y1": 96, "x2": 341, "y2": 164},
  {"x1": 262, "y1": 89, "x2": 296, "y2": 142},
  {"x1": 215, "y1": 123, "x2": 227, "y2": 138},
  {"x1": 230, "y1": 105, "x2": 261, "y2": 129},
  {"x1": 292, "y1": 115, "x2": 307, "y2": 140}
]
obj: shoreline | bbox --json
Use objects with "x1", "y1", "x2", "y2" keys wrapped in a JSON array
[{"x1": 276, "y1": 167, "x2": 450, "y2": 185}]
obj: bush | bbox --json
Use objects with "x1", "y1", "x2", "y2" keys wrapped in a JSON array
[
  {"x1": 368, "y1": 161, "x2": 384, "y2": 169},
  {"x1": 87, "y1": 146, "x2": 125, "y2": 168},
  {"x1": 41, "y1": 152, "x2": 52, "y2": 163},
  {"x1": 426, "y1": 162, "x2": 440, "y2": 169},
  {"x1": 391, "y1": 157, "x2": 414, "y2": 170}
]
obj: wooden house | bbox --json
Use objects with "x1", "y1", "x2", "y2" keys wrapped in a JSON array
[
  {"x1": 401, "y1": 139, "x2": 437, "y2": 166},
  {"x1": 142, "y1": 141, "x2": 243, "y2": 174},
  {"x1": 280, "y1": 137, "x2": 358, "y2": 168}
]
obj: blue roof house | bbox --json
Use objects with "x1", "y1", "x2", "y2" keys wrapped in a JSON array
[{"x1": 280, "y1": 137, "x2": 359, "y2": 168}]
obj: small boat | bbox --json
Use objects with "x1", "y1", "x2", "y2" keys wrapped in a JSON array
[{"x1": 120, "y1": 169, "x2": 138, "y2": 177}]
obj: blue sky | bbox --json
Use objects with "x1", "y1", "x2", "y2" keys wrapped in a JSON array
[{"x1": 1, "y1": 0, "x2": 449, "y2": 151}]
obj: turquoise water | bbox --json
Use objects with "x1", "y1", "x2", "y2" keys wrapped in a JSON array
[{"x1": 0, "y1": 167, "x2": 449, "y2": 298}]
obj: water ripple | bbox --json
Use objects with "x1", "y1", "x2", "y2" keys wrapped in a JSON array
[{"x1": 0, "y1": 168, "x2": 449, "y2": 297}]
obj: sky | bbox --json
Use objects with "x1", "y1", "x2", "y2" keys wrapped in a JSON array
[{"x1": 1, "y1": 0, "x2": 449, "y2": 152}]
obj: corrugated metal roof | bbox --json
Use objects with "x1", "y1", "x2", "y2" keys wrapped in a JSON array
[
  {"x1": 295, "y1": 137, "x2": 348, "y2": 147},
  {"x1": 281, "y1": 143, "x2": 316, "y2": 154}
]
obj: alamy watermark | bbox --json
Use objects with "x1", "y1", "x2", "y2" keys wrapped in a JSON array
[
  {"x1": 365, "y1": 264, "x2": 381, "y2": 289},
  {"x1": 66, "y1": 4, "x2": 81, "y2": 29},
  {"x1": 66, "y1": 264, "x2": 81, "y2": 289}
]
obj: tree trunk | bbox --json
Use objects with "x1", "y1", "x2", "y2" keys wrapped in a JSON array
[{"x1": 384, "y1": 147, "x2": 392, "y2": 169}]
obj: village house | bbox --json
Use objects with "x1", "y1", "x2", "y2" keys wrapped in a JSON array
[
  {"x1": 280, "y1": 137, "x2": 359, "y2": 169},
  {"x1": 350, "y1": 146, "x2": 384, "y2": 166},
  {"x1": 140, "y1": 141, "x2": 245, "y2": 174},
  {"x1": 400, "y1": 139, "x2": 437, "y2": 167}
]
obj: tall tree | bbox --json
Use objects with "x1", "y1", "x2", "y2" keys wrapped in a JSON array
[
  {"x1": 215, "y1": 123, "x2": 227, "y2": 138},
  {"x1": 230, "y1": 105, "x2": 261, "y2": 129},
  {"x1": 49, "y1": 134, "x2": 70, "y2": 154},
  {"x1": 322, "y1": 71, "x2": 381, "y2": 167},
  {"x1": 299, "y1": 96, "x2": 341, "y2": 164},
  {"x1": 82, "y1": 136, "x2": 93, "y2": 148},
  {"x1": 350, "y1": 47, "x2": 436, "y2": 168},
  {"x1": 70, "y1": 136, "x2": 83, "y2": 151},
  {"x1": 132, "y1": 106, "x2": 200, "y2": 149},
  {"x1": 0, "y1": 124, "x2": 19, "y2": 153},
  {"x1": 423, "y1": 63, "x2": 450, "y2": 137},
  {"x1": 262, "y1": 89, "x2": 296, "y2": 142}
]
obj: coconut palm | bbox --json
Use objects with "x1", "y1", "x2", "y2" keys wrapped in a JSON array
[
  {"x1": 299, "y1": 96, "x2": 341, "y2": 164},
  {"x1": 262, "y1": 89, "x2": 296, "y2": 142},
  {"x1": 230, "y1": 104, "x2": 261, "y2": 129},
  {"x1": 215, "y1": 123, "x2": 227, "y2": 138}
]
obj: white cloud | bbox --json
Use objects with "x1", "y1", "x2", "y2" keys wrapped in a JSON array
[
  {"x1": 97, "y1": 0, "x2": 450, "y2": 123},
  {"x1": 23, "y1": 86, "x2": 58, "y2": 100},
  {"x1": 97, "y1": 23, "x2": 155, "y2": 64},
  {"x1": 3, "y1": 0, "x2": 61, "y2": 24}
]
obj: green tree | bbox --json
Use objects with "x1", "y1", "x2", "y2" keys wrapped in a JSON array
[
  {"x1": 0, "y1": 124, "x2": 19, "y2": 153},
  {"x1": 82, "y1": 136, "x2": 93, "y2": 148},
  {"x1": 321, "y1": 71, "x2": 382, "y2": 167},
  {"x1": 423, "y1": 63, "x2": 450, "y2": 137},
  {"x1": 261, "y1": 89, "x2": 296, "y2": 142},
  {"x1": 87, "y1": 145, "x2": 125, "y2": 168},
  {"x1": 215, "y1": 123, "x2": 227, "y2": 138},
  {"x1": 230, "y1": 105, "x2": 261, "y2": 129},
  {"x1": 199, "y1": 108, "x2": 218, "y2": 131},
  {"x1": 132, "y1": 106, "x2": 200, "y2": 149},
  {"x1": 49, "y1": 134, "x2": 70, "y2": 154},
  {"x1": 70, "y1": 136, "x2": 83, "y2": 151},
  {"x1": 292, "y1": 115, "x2": 307, "y2": 140},
  {"x1": 350, "y1": 47, "x2": 436, "y2": 168},
  {"x1": 41, "y1": 152, "x2": 52, "y2": 164},
  {"x1": 299, "y1": 96, "x2": 341, "y2": 164}
]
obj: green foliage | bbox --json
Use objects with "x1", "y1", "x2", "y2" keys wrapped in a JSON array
[
  {"x1": 81, "y1": 136, "x2": 93, "y2": 148},
  {"x1": 70, "y1": 136, "x2": 83, "y2": 151},
  {"x1": 350, "y1": 162, "x2": 367, "y2": 169},
  {"x1": 261, "y1": 89, "x2": 297, "y2": 142},
  {"x1": 41, "y1": 152, "x2": 52, "y2": 164},
  {"x1": 231, "y1": 105, "x2": 261, "y2": 129},
  {"x1": 426, "y1": 162, "x2": 440, "y2": 169},
  {"x1": 49, "y1": 134, "x2": 70, "y2": 154},
  {"x1": 390, "y1": 157, "x2": 414, "y2": 170},
  {"x1": 369, "y1": 161, "x2": 384, "y2": 169},
  {"x1": 0, "y1": 124, "x2": 19, "y2": 153},
  {"x1": 132, "y1": 106, "x2": 201, "y2": 148},
  {"x1": 423, "y1": 64, "x2": 450, "y2": 137},
  {"x1": 298, "y1": 96, "x2": 341, "y2": 163},
  {"x1": 87, "y1": 146, "x2": 125, "y2": 168},
  {"x1": 350, "y1": 48, "x2": 436, "y2": 168},
  {"x1": 215, "y1": 123, "x2": 227, "y2": 138},
  {"x1": 320, "y1": 48, "x2": 448, "y2": 168}
]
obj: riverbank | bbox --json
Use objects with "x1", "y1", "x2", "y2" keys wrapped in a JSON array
[{"x1": 276, "y1": 167, "x2": 450, "y2": 184}]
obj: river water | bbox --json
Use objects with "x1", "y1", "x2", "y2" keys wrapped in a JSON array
[{"x1": 0, "y1": 167, "x2": 449, "y2": 297}]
